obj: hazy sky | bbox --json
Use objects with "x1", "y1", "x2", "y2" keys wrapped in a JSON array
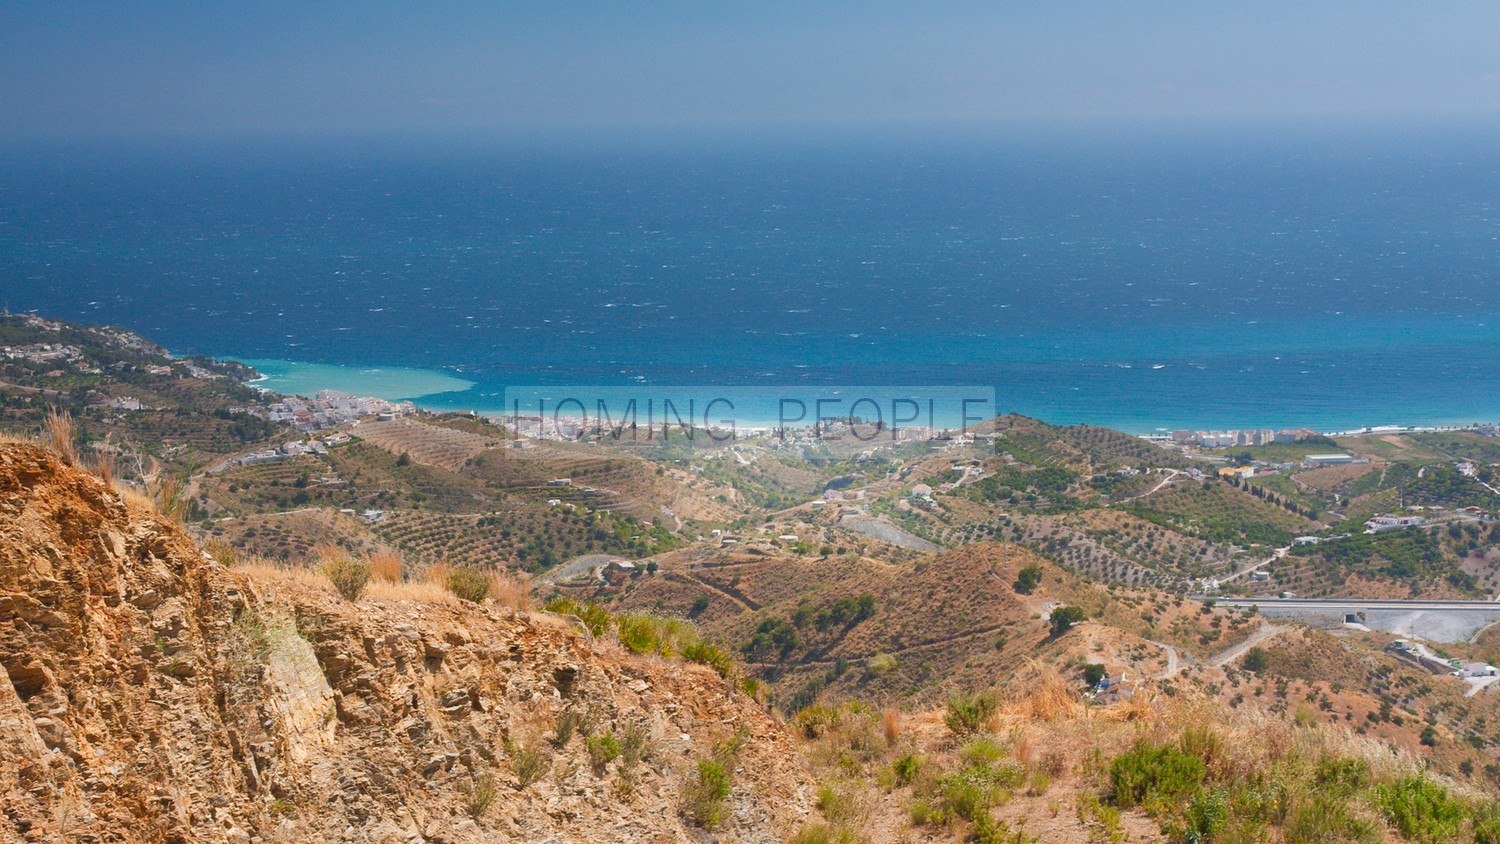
[{"x1": 3, "y1": 1, "x2": 1500, "y2": 139}]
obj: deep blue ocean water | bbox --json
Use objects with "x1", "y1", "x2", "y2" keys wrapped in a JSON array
[{"x1": 2, "y1": 122, "x2": 1499, "y2": 432}]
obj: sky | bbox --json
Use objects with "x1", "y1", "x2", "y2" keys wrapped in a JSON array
[{"x1": 3, "y1": 1, "x2": 1500, "y2": 140}]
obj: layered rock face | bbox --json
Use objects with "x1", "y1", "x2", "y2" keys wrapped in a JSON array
[{"x1": 0, "y1": 444, "x2": 809, "y2": 843}]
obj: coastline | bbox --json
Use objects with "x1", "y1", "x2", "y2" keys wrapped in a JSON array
[{"x1": 224, "y1": 356, "x2": 1499, "y2": 438}]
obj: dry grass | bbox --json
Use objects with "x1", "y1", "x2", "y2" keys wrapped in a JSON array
[
  {"x1": 421, "y1": 562, "x2": 453, "y2": 589},
  {"x1": 488, "y1": 569, "x2": 533, "y2": 612},
  {"x1": 998, "y1": 661, "x2": 1085, "y2": 723},
  {"x1": 232, "y1": 558, "x2": 328, "y2": 590},
  {"x1": 365, "y1": 578, "x2": 456, "y2": 604},
  {"x1": 44, "y1": 408, "x2": 78, "y2": 466},
  {"x1": 367, "y1": 549, "x2": 404, "y2": 583},
  {"x1": 881, "y1": 707, "x2": 903, "y2": 747},
  {"x1": 234, "y1": 556, "x2": 456, "y2": 604},
  {"x1": 311, "y1": 542, "x2": 344, "y2": 568},
  {"x1": 89, "y1": 442, "x2": 116, "y2": 486}
]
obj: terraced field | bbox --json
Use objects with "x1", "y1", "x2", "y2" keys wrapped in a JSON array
[
  {"x1": 1123, "y1": 478, "x2": 1322, "y2": 546},
  {"x1": 353, "y1": 417, "x2": 502, "y2": 470},
  {"x1": 372, "y1": 504, "x2": 667, "y2": 572},
  {"x1": 201, "y1": 507, "x2": 394, "y2": 563}
]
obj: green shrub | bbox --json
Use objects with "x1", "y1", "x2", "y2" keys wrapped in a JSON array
[
  {"x1": 892, "y1": 753, "x2": 926, "y2": 787},
  {"x1": 1049, "y1": 605, "x2": 1086, "y2": 637},
  {"x1": 508, "y1": 740, "x2": 550, "y2": 788},
  {"x1": 1109, "y1": 740, "x2": 1206, "y2": 812},
  {"x1": 972, "y1": 813, "x2": 1037, "y2": 844},
  {"x1": 1014, "y1": 565, "x2": 1043, "y2": 594},
  {"x1": 465, "y1": 774, "x2": 496, "y2": 818},
  {"x1": 544, "y1": 597, "x2": 614, "y2": 636},
  {"x1": 616, "y1": 613, "x2": 665, "y2": 655},
  {"x1": 1474, "y1": 806, "x2": 1500, "y2": 844},
  {"x1": 789, "y1": 824, "x2": 859, "y2": 844},
  {"x1": 938, "y1": 765, "x2": 1023, "y2": 821},
  {"x1": 909, "y1": 798, "x2": 945, "y2": 827},
  {"x1": 1283, "y1": 792, "x2": 1379, "y2": 844},
  {"x1": 446, "y1": 566, "x2": 490, "y2": 602},
  {"x1": 815, "y1": 780, "x2": 864, "y2": 826},
  {"x1": 1242, "y1": 646, "x2": 1270, "y2": 672},
  {"x1": 1374, "y1": 775, "x2": 1466, "y2": 844},
  {"x1": 1180, "y1": 790, "x2": 1228, "y2": 843},
  {"x1": 685, "y1": 757, "x2": 734, "y2": 828},
  {"x1": 960, "y1": 735, "x2": 1007, "y2": 767},
  {"x1": 586, "y1": 734, "x2": 622, "y2": 771},
  {"x1": 683, "y1": 640, "x2": 733, "y2": 676},
  {"x1": 621, "y1": 722, "x2": 651, "y2": 769},
  {"x1": 1314, "y1": 757, "x2": 1370, "y2": 792},
  {"x1": 1075, "y1": 793, "x2": 1123, "y2": 842},
  {"x1": 795, "y1": 705, "x2": 836, "y2": 739},
  {"x1": 944, "y1": 690, "x2": 998, "y2": 736},
  {"x1": 320, "y1": 555, "x2": 371, "y2": 601}
]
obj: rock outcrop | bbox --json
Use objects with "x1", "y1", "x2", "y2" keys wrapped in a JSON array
[{"x1": 0, "y1": 444, "x2": 810, "y2": 842}]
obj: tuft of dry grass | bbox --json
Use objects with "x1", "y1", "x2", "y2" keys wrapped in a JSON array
[
  {"x1": 367, "y1": 549, "x2": 404, "y2": 583},
  {"x1": 881, "y1": 707, "x2": 903, "y2": 747},
  {"x1": 488, "y1": 569, "x2": 532, "y2": 611},
  {"x1": 421, "y1": 562, "x2": 453, "y2": 589},
  {"x1": 89, "y1": 442, "x2": 116, "y2": 486},
  {"x1": 232, "y1": 557, "x2": 328, "y2": 590},
  {"x1": 364, "y1": 578, "x2": 454, "y2": 604},
  {"x1": 999, "y1": 661, "x2": 1084, "y2": 723},
  {"x1": 44, "y1": 408, "x2": 78, "y2": 466}
]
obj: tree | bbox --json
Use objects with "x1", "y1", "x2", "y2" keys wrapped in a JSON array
[
  {"x1": 1242, "y1": 646, "x2": 1270, "y2": 673},
  {"x1": 1049, "y1": 606, "x2": 1086, "y2": 637},
  {"x1": 1082, "y1": 663, "x2": 1107, "y2": 687},
  {"x1": 1014, "y1": 565, "x2": 1043, "y2": 594}
]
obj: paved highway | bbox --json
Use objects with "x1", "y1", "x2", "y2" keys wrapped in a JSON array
[{"x1": 1206, "y1": 597, "x2": 1500, "y2": 611}]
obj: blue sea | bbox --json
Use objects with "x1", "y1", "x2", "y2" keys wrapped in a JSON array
[{"x1": 3, "y1": 120, "x2": 1499, "y2": 433}]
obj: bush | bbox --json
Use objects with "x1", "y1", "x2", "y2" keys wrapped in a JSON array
[
  {"x1": 815, "y1": 780, "x2": 865, "y2": 826},
  {"x1": 616, "y1": 613, "x2": 666, "y2": 655},
  {"x1": 1283, "y1": 792, "x2": 1380, "y2": 844},
  {"x1": 465, "y1": 774, "x2": 496, "y2": 818},
  {"x1": 960, "y1": 736, "x2": 1007, "y2": 767},
  {"x1": 892, "y1": 754, "x2": 925, "y2": 787},
  {"x1": 320, "y1": 555, "x2": 371, "y2": 601},
  {"x1": 683, "y1": 640, "x2": 733, "y2": 676},
  {"x1": 1082, "y1": 663, "x2": 1107, "y2": 687},
  {"x1": 445, "y1": 566, "x2": 490, "y2": 602},
  {"x1": 1109, "y1": 740, "x2": 1206, "y2": 812},
  {"x1": 1049, "y1": 605, "x2": 1086, "y2": 637},
  {"x1": 945, "y1": 690, "x2": 998, "y2": 736},
  {"x1": 586, "y1": 734, "x2": 621, "y2": 772},
  {"x1": 938, "y1": 764, "x2": 1023, "y2": 821},
  {"x1": 1242, "y1": 646, "x2": 1270, "y2": 673},
  {"x1": 620, "y1": 723, "x2": 651, "y2": 769},
  {"x1": 508, "y1": 740, "x2": 550, "y2": 788},
  {"x1": 685, "y1": 757, "x2": 733, "y2": 828},
  {"x1": 544, "y1": 597, "x2": 614, "y2": 636},
  {"x1": 1014, "y1": 565, "x2": 1043, "y2": 594},
  {"x1": 1374, "y1": 775, "x2": 1466, "y2": 844},
  {"x1": 1181, "y1": 789, "x2": 1228, "y2": 843},
  {"x1": 972, "y1": 813, "x2": 1036, "y2": 844}
]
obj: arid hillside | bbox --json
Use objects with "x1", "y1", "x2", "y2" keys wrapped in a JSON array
[{"x1": 0, "y1": 442, "x2": 811, "y2": 843}]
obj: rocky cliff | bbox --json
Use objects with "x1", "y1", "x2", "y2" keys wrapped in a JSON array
[{"x1": 0, "y1": 443, "x2": 810, "y2": 843}]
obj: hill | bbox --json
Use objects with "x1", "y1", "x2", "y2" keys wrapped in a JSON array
[{"x1": 0, "y1": 442, "x2": 811, "y2": 842}]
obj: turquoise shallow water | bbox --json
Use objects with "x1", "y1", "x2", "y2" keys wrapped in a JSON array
[
  {"x1": 4, "y1": 123, "x2": 1500, "y2": 433},
  {"x1": 241, "y1": 359, "x2": 475, "y2": 402}
]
